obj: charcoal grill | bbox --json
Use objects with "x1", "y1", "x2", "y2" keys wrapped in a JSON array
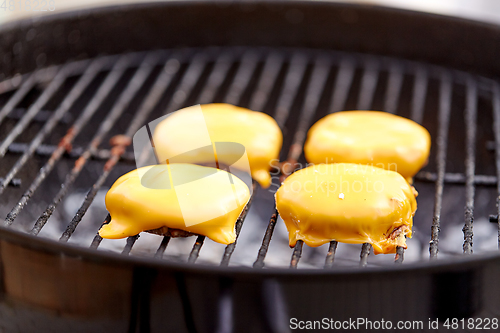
[{"x1": 1, "y1": 1, "x2": 500, "y2": 332}]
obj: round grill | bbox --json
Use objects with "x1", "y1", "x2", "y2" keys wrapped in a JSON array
[{"x1": 1, "y1": 46, "x2": 498, "y2": 269}]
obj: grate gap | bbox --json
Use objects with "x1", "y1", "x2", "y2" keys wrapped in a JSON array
[{"x1": 395, "y1": 246, "x2": 405, "y2": 264}]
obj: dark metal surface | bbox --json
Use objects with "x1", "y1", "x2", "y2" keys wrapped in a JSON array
[
  {"x1": 430, "y1": 72, "x2": 452, "y2": 259},
  {"x1": 0, "y1": 1, "x2": 500, "y2": 332},
  {"x1": 463, "y1": 77, "x2": 478, "y2": 254},
  {"x1": 2, "y1": 46, "x2": 498, "y2": 268}
]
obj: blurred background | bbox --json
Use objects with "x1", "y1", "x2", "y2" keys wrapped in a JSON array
[{"x1": 2, "y1": 0, "x2": 500, "y2": 25}]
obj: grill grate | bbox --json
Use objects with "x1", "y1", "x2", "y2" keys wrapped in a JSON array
[{"x1": 0, "y1": 46, "x2": 499, "y2": 269}]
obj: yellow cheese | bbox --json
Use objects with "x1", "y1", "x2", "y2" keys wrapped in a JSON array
[
  {"x1": 100, "y1": 164, "x2": 250, "y2": 244},
  {"x1": 304, "y1": 111, "x2": 431, "y2": 180},
  {"x1": 153, "y1": 103, "x2": 282, "y2": 188},
  {"x1": 275, "y1": 163, "x2": 417, "y2": 254}
]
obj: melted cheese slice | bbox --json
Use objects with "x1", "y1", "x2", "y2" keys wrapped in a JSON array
[
  {"x1": 153, "y1": 104, "x2": 282, "y2": 188},
  {"x1": 304, "y1": 111, "x2": 431, "y2": 180},
  {"x1": 100, "y1": 164, "x2": 250, "y2": 244},
  {"x1": 275, "y1": 163, "x2": 417, "y2": 254}
]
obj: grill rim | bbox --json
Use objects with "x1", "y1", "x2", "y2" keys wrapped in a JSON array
[
  {"x1": 2, "y1": 224, "x2": 500, "y2": 277},
  {"x1": 3, "y1": 1, "x2": 500, "y2": 79},
  {"x1": 2, "y1": 1, "x2": 500, "y2": 275}
]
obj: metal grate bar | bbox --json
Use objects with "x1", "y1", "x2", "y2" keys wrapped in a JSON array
[
  {"x1": 154, "y1": 236, "x2": 171, "y2": 259},
  {"x1": 430, "y1": 72, "x2": 453, "y2": 259},
  {"x1": 329, "y1": 58, "x2": 355, "y2": 113},
  {"x1": 188, "y1": 236, "x2": 205, "y2": 263},
  {"x1": 408, "y1": 63, "x2": 429, "y2": 265},
  {"x1": 12, "y1": 149, "x2": 496, "y2": 184},
  {"x1": 0, "y1": 57, "x2": 110, "y2": 195},
  {"x1": 197, "y1": 52, "x2": 233, "y2": 104},
  {"x1": 492, "y1": 82, "x2": 500, "y2": 249},
  {"x1": 218, "y1": 52, "x2": 285, "y2": 266},
  {"x1": 0, "y1": 63, "x2": 83, "y2": 159},
  {"x1": 356, "y1": 59, "x2": 382, "y2": 266},
  {"x1": 5, "y1": 108, "x2": 72, "y2": 124},
  {"x1": 384, "y1": 62, "x2": 404, "y2": 114},
  {"x1": 152, "y1": 53, "x2": 239, "y2": 259},
  {"x1": 324, "y1": 241, "x2": 338, "y2": 268},
  {"x1": 384, "y1": 62, "x2": 406, "y2": 260},
  {"x1": 264, "y1": 56, "x2": 332, "y2": 269},
  {"x1": 7, "y1": 142, "x2": 135, "y2": 162},
  {"x1": 186, "y1": 51, "x2": 263, "y2": 263},
  {"x1": 220, "y1": 181, "x2": 257, "y2": 266},
  {"x1": 0, "y1": 72, "x2": 38, "y2": 127},
  {"x1": 253, "y1": 209, "x2": 279, "y2": 268},
  {"x1": 415, "y1": 172, "x2": 496, "y2": 185},
  {"x1": 87, "y1": 55, "x2": 184, "y2": 248},
  {"x1": 32, "y1": 53, "x2": 161, "y2": 236},
  {"x1": 92, "y1": 53, "x2": 208, "y2": 253},
  {"x1": 152, "y1": 53, "x2": 234, "y2": 257},
  {"x1": 5, "y1": 48, "x2": 489, "y2": 268},
  {"x1": 167, "y1": 53, "x2": 208, "y2": 113},
  {"x1": 360, "y1": 243, "x2": 372, "y2": 267},
  {"x1": 225, "y1": 51, "x2": 260, "y2": 106},
  {"x1": 122, "y1": 235, "x2": 139, "y2": 255},
  {"x1": 249, "y1": 53, "x2": 284, "y2": 112},
  {"x1": 225, "y1": 50, "x2": 265, "y2": 103},
  {"x1": 274, "y1": 53, "x2": 309, "y2": 128},
  {"x1": 12, "y1": 137, "x2": 497, "y2": 189},
  {"x1": 356, "y1": 58, "x2": 379, "y2": 110},
  {"x1": 255, "y1": 55, "x2": 330, "y2": 269},
  {"x1": 0, "y1": 72, "x2": 33, "y2": 96},
  {"x1": 395, "y1": 246, "x2": 404, "y2": 264},
  {"x1": 90, "y1": 213, "x2": 110, "y2": 249},
  {"x1": 410, "y1": 66, "x2": 428, "y2": 124},
  {"x1": 463, "y1": 77, "x2": 477, "y2": 254},
  {"x1": 0, "y1": 177, "x2": 20, "y2": 187},
  {"x1": 289, "y1": 240, "x2": 303, "y2": 269},
  {"x1": 286, "y1": 55, "x2": 332, "y2": 165},
  {"x1": 5, "y1": 54, "x2": 138, "y2": 226},
  {"x1": 61, "y1": 54, "x2": 186, "y2": 245},
  {"x1": 114, "y1": 54, "x2": 209, "y2": 254},
  {"x1": 320, "y1": 58, "x2": 357, "y2": 266}
]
